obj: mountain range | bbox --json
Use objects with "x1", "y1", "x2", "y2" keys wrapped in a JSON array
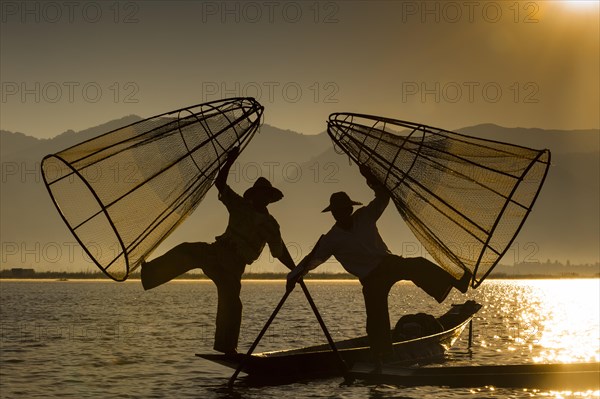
[{"x1": 1, "y1": 118, "x2": 598, "y2": 274}]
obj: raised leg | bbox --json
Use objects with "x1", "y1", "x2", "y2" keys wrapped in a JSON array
[
  {"x1": 378, "y1": 255, "x2": 465, "y2": 303},
  {"x1": 141, "y1": 242, "x2": 214, "y2": 290}
]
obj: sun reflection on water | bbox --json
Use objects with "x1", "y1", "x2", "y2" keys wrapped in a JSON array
[
  {"x1": 544, "y1": 390, "x2": 600, "y2": 399},
  {"x1": 499, "y1": 279, "x2": 599, "y2": 364}
]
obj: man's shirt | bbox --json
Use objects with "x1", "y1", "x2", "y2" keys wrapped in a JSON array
[
  {"x1": 216, "y1": 185, "x2": 284, "y2": 264},
  {"x1": 298, "y1": 189, "x2": 391, "y2": 280}
]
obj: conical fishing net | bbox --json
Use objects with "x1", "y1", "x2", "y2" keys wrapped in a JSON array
[
  {"x1": 328, "y1": 113, "x2": 550, "y2": 288},
  {"x1": 41, "y1": 97, "x2": 263, "y2": 281}
]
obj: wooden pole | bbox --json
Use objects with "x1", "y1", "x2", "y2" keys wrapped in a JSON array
[{"x1": 228, "y1": 288, "x2": 292, "y2": 387}]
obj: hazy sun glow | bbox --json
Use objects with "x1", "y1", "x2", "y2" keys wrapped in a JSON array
[{"x1": 563, "y1": 0, "x2": 600, "y2": 9}]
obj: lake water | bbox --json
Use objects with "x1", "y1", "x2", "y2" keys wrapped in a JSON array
[{"x1": 1, "y1": 279, "x2": 598, "y2": 398}]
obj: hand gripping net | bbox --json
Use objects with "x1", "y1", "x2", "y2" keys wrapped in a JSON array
[
  {"x1": 328, "y1": 113, "x2": 551, "y2": 288},
  {"x1": 41, "y1": 98, "x2": 263, "y2": 281}
]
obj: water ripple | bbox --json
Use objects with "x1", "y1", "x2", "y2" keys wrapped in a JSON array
[{"x1": 1, "y1": 279, "x2": 598, "y2": 398}]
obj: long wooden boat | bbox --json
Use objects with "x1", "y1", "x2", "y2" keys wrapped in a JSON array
[
  {"x1": 351, "y1": 361, "x2": 600, "y2": 389},
  {"x1": 197, "y1": 300, "x2": 481, "y2": 383}
]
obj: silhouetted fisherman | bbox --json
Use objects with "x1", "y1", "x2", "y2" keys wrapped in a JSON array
[
  {"x1": 142, "y1": 147, "x2": 295, "y2": 354},
  {"x1": 287, "y1": 165, "x2": 471, "y2": 365}
]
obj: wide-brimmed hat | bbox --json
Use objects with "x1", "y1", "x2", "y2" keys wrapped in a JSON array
[
  {"x1": 243, "y1": 177, "x2": 283, "y2": 203},
  {"x1": 322, "y1": 192, "x2": 362, "y2": 212}
]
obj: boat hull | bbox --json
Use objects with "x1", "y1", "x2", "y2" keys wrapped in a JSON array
[
  {"x1": 351, "y1": 362, "x2": 600, "y2": 389},
  {"x1": 198, "y1": 300, "x2": 481, "y2": 382}
]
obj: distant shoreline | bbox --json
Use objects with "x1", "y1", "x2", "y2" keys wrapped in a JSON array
[{"x1": 0, "y1": 271, "x2": 598, "y2": 281}]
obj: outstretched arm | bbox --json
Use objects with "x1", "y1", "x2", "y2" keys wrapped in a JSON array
[
  {"x1": 359, "y1": 165, "x2": 385, "y2": 192},
  {"x1": 264, "y1": 222, "x2": 297, "y2": 271},
  {"x1": 215, "y1": 146, "x2": 240, "y2": 192},
  {"x1": 276, "y1": 244, "x2": 296, "y2": 271},
  {"x1": 359, "y1": 165, "x2": 390, "y2": 219},
  {"x1": 286, "y1": 235, "x2": 328, "y2": 292}
]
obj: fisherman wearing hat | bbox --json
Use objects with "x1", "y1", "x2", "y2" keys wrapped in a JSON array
[
  {"x1": 287, "y1": 165, "x2": 470, "y2": 365},
  {"x1": 142, "y1": 147, "x2": 295, "y2": 354}
]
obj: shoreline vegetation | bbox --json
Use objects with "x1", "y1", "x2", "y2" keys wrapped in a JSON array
[
  {"x1": 1, "y1": 270, "x2": 599, "y2": 281},
  {"x1": 3, "y1": 261, "x2": 600, "y2": 281}
]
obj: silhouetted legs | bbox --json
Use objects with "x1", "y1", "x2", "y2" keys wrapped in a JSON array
[
  {"x1": 361, "y1": 255, "x2": 465, "y2": 360},
  {"x1": 213, "y1": 276, "x2": 243, "y2": 353},
  {"x1": 141, "y1": 241, "x2": 246, "y2": 353}
]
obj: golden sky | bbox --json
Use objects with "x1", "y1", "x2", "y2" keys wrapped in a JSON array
[{"x1": 1, "y1": 0, "x2": 598, "y2": 137}]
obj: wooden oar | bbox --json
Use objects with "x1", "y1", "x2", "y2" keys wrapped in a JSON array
[
  {"x1": 227, "y1": 287, "x2": 293, "y2": 387},
  {"x1": 285, "y1": 235, "x2": 352, "y2": 383},
  {"x1": 297, "y1": 279, "x2": 353, "y2": 384},
  {"x1": 227, "y1": 280, "x2": 351, "y2": 387},
  {"x1": 228, "y1": 236, "x2": 351, "y2": 387}
]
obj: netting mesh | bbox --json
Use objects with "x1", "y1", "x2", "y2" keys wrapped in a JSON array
[
  {"x1": 41, "y1": 98, "x2": 263, "y2": 281},
  {"x1": 328, "y1": 113, "x2": 551, "y2": 288}
]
